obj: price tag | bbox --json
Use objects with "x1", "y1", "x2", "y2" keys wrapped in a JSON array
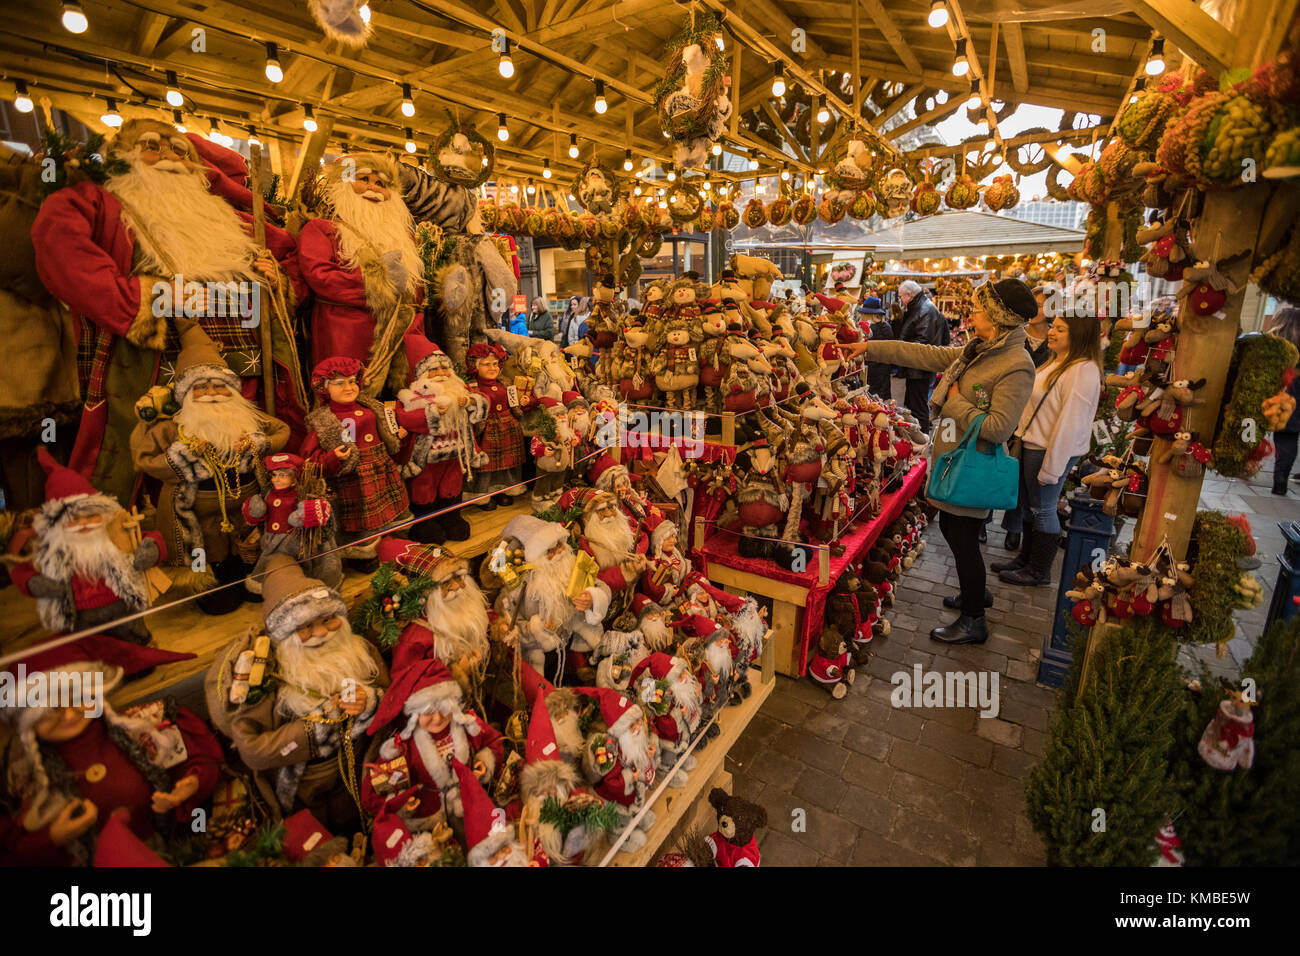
[
  {"x1": 1092, "y1": 420, "x2": 1113, "y2": 446},
  {"x1": 506, "y1": 385, "x2": 519, "y2": 407},
  {"x1": 687, "y1": 347, "x2": 698, "y2": 362}
]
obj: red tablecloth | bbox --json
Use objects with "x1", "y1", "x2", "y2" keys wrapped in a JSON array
[{"x1": 694, "y1": 461, "x2": 928, "y2": 676}]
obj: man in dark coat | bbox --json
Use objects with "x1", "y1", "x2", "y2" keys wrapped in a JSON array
[
  {"x1": 895, "y1": 280, "x2": 945, "y2": 431},
  {"x1": 857, "y1": 298, "x2": 895, "y2": 399}
]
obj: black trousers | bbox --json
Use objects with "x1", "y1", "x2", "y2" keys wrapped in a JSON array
[
  {"x1": 1275, "y1": 431, "x2": 1298, "y2": 491},
  {"x1": 939, "y1": 510, "x2": 987, "y2": 618},
  {"x1": 904, "y1": 377, "x2": 933, "y2": 432}
]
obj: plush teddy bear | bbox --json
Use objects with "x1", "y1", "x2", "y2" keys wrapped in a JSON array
[
  {"x1": 702, "y1": 787, "x2": 767, "y2": 867},
  {"x1": 807, "y1": 626, "x2": 853, "y2": 699}
]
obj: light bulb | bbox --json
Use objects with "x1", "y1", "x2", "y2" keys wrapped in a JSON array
[
  {"x1": 1145, "y1": 37, "x2": 1165, "y2": 76},
  {"x1": 667, "y1": 168, "x2": 676, "y2": 182},
  {"x1": 172, "y1": 110, "x2": 186, "y2": 133},
  {"x1": 303, "y1": 105, "x2": 317, "y2": 132},
  {"x1": 527, "y1": 181, "x2": 536, "y2": 195},
  {"x1": 718, "y1": 184, "x2": 728, "y2": 196},
  {"x1": 634, "y1": 184, "x2": 642, "y2": 195},
  {"x1": 699, "y1": 189, "x2": 708, "y2": 199},
  {"x1": 1128, "y1": 92, "x2": 1139, "y2": 104},
  {"x1": 405, "y1": 128, "x2": 416, "y2": 153},
  {"x1": 658, "y1": 200, "x2": 667, "y2": 209},
  {"x1": 780, "y1": 166, "x2": 790, "y2": 181},
  {"x1": 359, "y1": 3, "x2": 370, "y2": 23},
  {"x1": 568, "y1": 133, "x2": 578, "y2": 159},
  {"x1": 772, "y1": 63, "x2": 786, "y2": 98},
  {"x1": 101, "y1": 98, "x2": 121, "y2": 128},
  {"x1": 13, "y1": 80, "x2": 33, "y2": 114},
  {"x1": 935, "y1": 90, "x2": 948, "y2": 105},
  {"x1": 816, "y1": 105, "x2": 830, "y2": 124},
  {"x1": 716, "y1": 35, "x2": 724, "y2": 51},
  {"x1": 265, "y1": 43, "x2": 283, "y2": 83},
  {"x1": 966, "y1": 80, "x2": 981, "y2": 110},
  {"x1": 953, "y1": 39, "x2": 970, "y2": 77},
  {"x1": 662, "y1": 130, "x2": 670, "y2": 139},
  {"x1": 928, "y1": 1, "x2": 949, "y2": 28},
  {"x1": 543, "y1": 160, "x2": 552, "y2": 179},
  {"x1": 165, "y1": 71, "x2": 183, "y2": 108},
  {"x1": 991, "y1": 152, "x2": 1003, "y2": 165},
  {"x1": 401, "y1": 83, "x2": 414, "y2": 117},
  {"x1": 594, "y1": 80, "x2": 607, "y2": 114},
  {"x1": 499, "y1": 53, "x2": 514, "y2": 79},
  {"x1": 61, "y1": 1, "x2": 88, "y2": 34},
  {"x1": 510, "y1": 184, "x2": 518, "y2": 194},
  {"x1": 711, "y1": 142, "x2": 722, "y2": 156},
  {"x1": 497, "y1": 114, "x2": 509, "y2": 141},
  {"x1": 985, "y1": 138, "x2": 996, "y2": 151}
]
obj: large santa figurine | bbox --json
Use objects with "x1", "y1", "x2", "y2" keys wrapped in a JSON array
[
  {"x1": 396, "y1": 339, "x2": 487, "y2": 544},
  {"x1": 12, "y1": 449, "x2": 164, "y2": 645},
  {"x1": 1, "y1": 637, "x2": 222, "y2": 866},
  {"x1": 566, "y1": 489, "x2": 649, "y2": 599},
  {"x1": 31, "y1": 119, "x2": 304, "y2": 505},
  {"x1": 375, "y1": 537, "x2": 490, "y2": 695},
  {"x1": 492, "y1": 515, "x2": 610, "y2": 684},
  {"x1": 364, "y1": 658, "x2": 502, "y2": 821},
  {"x1": 204, "y1": 554, "x2": 388, "y2": 828},
  {"x1": 296, "y1": 153, "x2": 430, "y2": 397},
  {"x1": 130, "y1": 318, "x2": 290, "y2": 614},
  {"x1": 587, "y1": 453, "x2": 661, "y2": 529}
]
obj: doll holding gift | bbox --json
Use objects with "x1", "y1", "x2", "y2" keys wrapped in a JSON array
[{"x1": 241, "y1": 452, "x2": 342, "y2": 592}]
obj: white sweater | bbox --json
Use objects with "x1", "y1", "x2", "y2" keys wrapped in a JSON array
[{"x1": 1014, "y1": 360, "x2": 1102, "y2": 484}]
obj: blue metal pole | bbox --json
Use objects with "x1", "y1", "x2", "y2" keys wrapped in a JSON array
[
  {"x1": 1265, "y1": 520, "x2": 1300, "y2": 631},
  {"x1": 1038, "y1": 489, "x2": 1114, "y2": 687}
]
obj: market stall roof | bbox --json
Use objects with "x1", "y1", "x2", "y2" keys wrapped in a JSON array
[
  {"x1": 0, "y1": 0, "x2": 1268, "y2": 190},
  {"x1": 735, "y1": 209, "x2": 1085, "y2": 257}
]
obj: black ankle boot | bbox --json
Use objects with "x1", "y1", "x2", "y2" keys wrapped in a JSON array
[
  {"x1": 1004, "y1": 531, "x2": 1021, "y2": 551},
  {"x1": 999, "y1": 532, "x2": 1058, "y2": 586},
  {"x1": 991, "y1": 528, "x2": 1032, "y2": 574},
  {"x1": 930, "y1": 614, "x2": 988, "y2": 645},
  {"x1": 438, "y1": 497, "x2": 472, "y2": 541},
  {"x1": 943, "y1": 589, "x2": 993, "y2": 609}
]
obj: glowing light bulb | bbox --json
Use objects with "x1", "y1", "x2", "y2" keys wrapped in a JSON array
[
  {"x1": 711, "y1": 142, "x2": 722, "y2": 156},
  {"x1": 623, "y1": 148, "x2": 633, "y2": 172},
  {"x1": 772, "y1": 63, "x2": 786, "y2": 98},
  {"x1": 165, "y1": 71, "x2": 183, "y2": 108},
  {"x1": 101, "y1": 98, "x2": 121, "y2": 128},
  {"x1": 498, "y1": 113, "x2": 509, "y2": 142},
  {"x1": 816, "y1": 105, "x2": 830, "y2": 124},
  {"x1": 594, "y1": 80, "x2": 607, "y2": 114},
  {"x1": 61, "y1": 1, "x2": 88, "y2": 34},
  {"x1": 543, "y1": 160, "x2": 552, "y2": 179},
  {"x1": 1145, "y1": 38, "x2": 1165, "y2": 76},
  {"x1": 568, "y1": 133, "x2": 579, "y2": 159},
  {"x1": 302, "y1": 105, "x2": 318, "y2": 132},
  {"x1": 359, "y1": 4, "x2": 370, "y2": 23},
  {"x1": 405, "y1": 129, "x2": 416, "y2": 153},
  {"x1": 265, "y1": 43, "x2": 283, "y2": 83},
  {"x1": 928, "y1": 1, "x2": 949, "y2": 28},
  {"x1": 499, "y1": 53, "x2": 514, "y2": 79},
  {"x1": 401, "y1": 83, "x2": 415, "y2": 118},
  {"x1": 953, "y1": 38, "x2": 970, "y2": 77},
  {"x1": 13, "y1": 80, "x2": 33, "y2": 113}
]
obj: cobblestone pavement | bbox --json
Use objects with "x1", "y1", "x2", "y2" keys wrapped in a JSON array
[{"x1": 726, "y1": 459, "x2": 1296, "y2": 867}]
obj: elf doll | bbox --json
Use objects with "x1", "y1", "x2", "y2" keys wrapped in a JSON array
[
  {"x1": 465, "y1": 342, "x2": 535, "y2": 509},
  {"x1": 300, "y1": 357, "x2": 409, "y2": 561},
  {"x1": 240, "y1": 452, "x2": 341, "y2": 592}
]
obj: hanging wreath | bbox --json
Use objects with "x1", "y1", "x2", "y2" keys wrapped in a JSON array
[
  {"x1": 427, "y1": 112, "x2": 494, "y2": 188},
  {"x1": 570, "y1": 159, "x2": 620, "y2": 214},
  {"x1": 822, "y1": 131, "x2": 888, "y2": 195},
  {"x1": 765, "y1": 196, "x2": 792, "y2": 226},
  {"x1": 653, "y1": 10, "x2": 729, "y2": 167},
  {"x1": 638, "y1": 230, "x2": 664, "y2": 258},
  {"x1": 666, "y1": 181, "x2": 703, "y2": 222},
  {"x1": 715, "y1": 200, "x2": 740, "y2": 231},
  {"x1": 1004, "y1": 129, "x2": 1054, "y2": 175},
  {"x1": 944, "y1": 174, "x2": 980, "y2": 210}
]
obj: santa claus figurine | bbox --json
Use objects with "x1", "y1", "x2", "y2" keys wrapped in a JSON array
[
  {"x1": 517, "y1": 691, "x2": 606, "y2": 866},
  {"x1": 522, "y1": 396, "x2": 572, "y2": 509},
  {"x1": 569, "y1": 488, "x2": 649, "y2": 598},
  {"x1": 1, "y1": 637, "x2": 222, "y2": 866},
  {"x1": 300, "y1": 356, "x2": 409, "y2": 564},
  {"x1": 588, "y1": 453, "x2": 661, "y2": 529},
  {"x1": 296, "y1": 152, "x2": 430, "y2": 397},
  {"x1": 364, "y1": 658, "x2": 502, "y2": 822},
  {"x1": 375, "y1": 536, "x2": 490, "y2": 696},
  {"x1": 639, "y1": 514, "x2": 689, "y2": 605},
  {"x1": 241, "y1": 452, "x2": 341, "y2": 594},
  {"x1": 592, "y1": 613, "x2": 650, "y2": 693},
  {"x1": 31, "y1": 119, "x2": 305, "y2": 506},
  {"x1": 492, "y1": 515, "x2": 610, "y2": 684},
  {"x1": 204, "y1": 554, "x2": 388, "y2": 828},
  {"x1": 465, "y1": 342, "x2": 534, "y2": 509},
  {"x1": 578, "y1": 687, "x2": 657, "y2": 853},
  {"x1": 456, "y1": 758, "x2": 537, "y2": 866},
  {"x1": 130, "y1": 318, "x2": 290, "y2": 614},
  {"x1": 629, "y1": 652, "x2": 702, "y2": 784},
  {"x1": 1197, "y1": 690, "x2": 1256, "y2": 771},
  {"x1": 12, "y1": 449, "x2": 164, "y2": 645}
]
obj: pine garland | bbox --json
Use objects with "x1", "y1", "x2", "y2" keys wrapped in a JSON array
[
  {"x1": 1024, "y1": 617, "x2": 1184, "y2": 865},
  {"x1": 1184, "y1": 511, "x2": 1250, "y2": 647},
  {"x1": 36, "y1": 126, "x2": 130, "y2": 196},
  {"x1": 1211, "y1": 333, "x2": 1300, "y2": 478},
  {"x1": 1172, "y1": 615, "x2": 1300, "y2": 865},
  {"x1": 352, "y1": 564, "x2": 436, "y2": 649},
  {"x1": 539, "y1": 795, "x2": 621, "y2": 832},
  {"x1": 222, "y1": 824, "x2": 287, "y2": 867}
]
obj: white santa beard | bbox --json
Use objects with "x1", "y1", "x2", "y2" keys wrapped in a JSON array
[
  {"x1": 640, "y1": 618, "x2": 673, "y2": 652},
  {"x1": 408, "y1": 374, "x2": 470, "y2": 436},
  {"x1": 672, "y1": 673, "x2": 703, "y2": 724},
  {"x1": 326, "y1": 180, "x2": 422, "y2": 295},
  {"x1": 37, "y1": 518, "x2": 128, "y2": 581},
  {"x1": 425, "y1": 584, "x2": 490, "y2": 662},
  {"x1": 706, "y1": 641, "x2": 733, "y2": 679},
  {"x1": 276, "y1": 623, "x2": 379, "y2": 716},
  {"x1": 105, "y1": 160, "x2": 259, "y2": 281},
  {"x1": 530, "y1": 550, "x2": 576, "y2": 629},
  {"x1": 174, "y1": 393, "x2": 264, "y2": 454},
  {"x1": 584, "y1": 513, "x2": 634, "y2": 568},
  {"x1": 618, "y1": 723, "x2": 652, "y2": 773}
]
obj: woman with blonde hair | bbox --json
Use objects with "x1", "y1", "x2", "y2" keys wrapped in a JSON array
[{"x1": 993, "y1": 312, "x2": 1103, "y2": 586}]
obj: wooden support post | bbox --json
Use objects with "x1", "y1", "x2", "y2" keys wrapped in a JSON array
[{"x1": 852, "y1": 0, "x2": 862, "y2": 120}]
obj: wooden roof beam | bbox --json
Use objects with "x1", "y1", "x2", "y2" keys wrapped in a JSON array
[
  {"x1": 860, "y1": 0, "x2": 923, "y2": 75},
  {"x1": 1124, "y1": 0, "x2": 1235, "y2": 75},
  {"x1": 887, "y1": 93, "x2": 966, "y2": 139},
  {"x1": 873, "y1": 82, "x2": 924, "y2": 126},
  {"x1": 1003, "y1": 21, "x2": 1029, "y2": 94}
]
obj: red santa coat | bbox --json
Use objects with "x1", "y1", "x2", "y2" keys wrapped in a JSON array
[
  {"x1": 31, "y1": 180, "x2": 305, "y2": 500},
  {"x1": 11, "y1": 529, "x2": 164, "y2": 622},
  {"x1": 300, "y1": 400, "x2": 408, "y2": 532},
  {"x1": 296, "y1": 219, "x2": 430, "y2": 369},
  {"x1": 1, "y1": 707, "x2": 221, "y2": 866},
  {"x1": 470, "y1": 377, "x2": 533, "y2": 473},
  {"x1": 365, "y1": 717, "x2": 504, "y2": 818},
  {"x1": 578, "y1": 533, "x2": 648, "y2": 595}
]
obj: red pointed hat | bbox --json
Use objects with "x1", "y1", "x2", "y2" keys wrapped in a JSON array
[
  {"x1": 280, "y1": 809, "x2": 334, "y2": 863},
  {"x1": 368, "y1": 657, "x2": 462, "y2": 736},
  {"x1": 371, "y1": 788, "x2": 422, "y2": 866},
  {"x1": 455, "y1": 758, "x2": 514, "y2": 866},
  {"x1": 629, "y1": 651, "x2": 675, "y2": 686},
  {"x1": 525, "y1": 690, "x2": 562, "y2": 765},
  {"x1": 3, "y1": 635, "x2": 194, "y2": 689},
  {"x1": 669, "y1": 612, "x2": 721, "y2": 639},
  {"x1": 520, "y1": 659, "x2": 555, "y2": 709},
  {"x1": 577, "y1": 686, "x2": 642, "y2": 739},
  {"x1": 406, "y1": 335, "x2": 451, "y2": 379},
  {"x1": 94, "y1": 808, "x2": 170, "y2": 867},
  {"x1": 37, "y1": 447, "x2": 96, "y2": 503},
  {"x1": 686, "y1": 571, "x2": 746, "y2": 613}
]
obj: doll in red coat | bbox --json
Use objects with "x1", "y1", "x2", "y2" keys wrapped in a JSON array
[
  {"x1": 30, "y1": 119, "x2": 305, "y2": 504},
  {"x1": 240, "y1": 452, "x2": 341, "y2": 592},
  {"x1": 465, "y1": 343, "x2": 535, "y2": 508},
  {"x1": 0, "y1": 637, "x2": 222, "y2": 866}
]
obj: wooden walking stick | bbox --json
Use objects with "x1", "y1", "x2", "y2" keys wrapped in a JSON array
[{"x1": 248, "y1": 142, "x2": 276, "y2": 416}]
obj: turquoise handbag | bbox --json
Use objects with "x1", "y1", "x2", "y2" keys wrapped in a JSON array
[{"x1": 926, "y1": 413, "x2": 1019, "y2": 511}]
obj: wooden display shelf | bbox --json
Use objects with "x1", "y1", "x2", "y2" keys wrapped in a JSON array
[
  {"x1": 603, "y1": 640, "x2": 774, "y2": 867},
  {"x1": 0, "y1": 500, "x2": 533, "y2": 705}
]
